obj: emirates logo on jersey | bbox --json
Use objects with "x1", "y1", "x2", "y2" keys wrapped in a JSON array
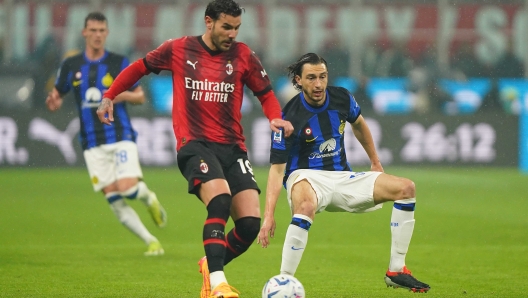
[
  {"x1": 185, "y1": 77, "x2": 235, "y2": 92},
  {"x1": 185, "y1": 77, "x2": 235, "y2": 103},
  {"x1": 226, "y1": 60, "x2": 233, "y2": 75}
]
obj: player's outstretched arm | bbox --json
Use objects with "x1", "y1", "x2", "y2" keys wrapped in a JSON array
[
  {"x1": 351, "y1": 115, "x2": 384, "y2": 172},
  {"x1": 45, "y1": 88, "x2": 63, "y2": 112},
  {"x1": 98, "y1": 59, "x2": 151, "y2": 125},
  {"x1": 256, "y1": 90, "x2": 294, "y2": 137},
  {"x1": 97, "y1": 98, "x2": 114, "y2": 125},
  {"x1": 258, "y1": 162, "x2": 287, "y2": 248}
]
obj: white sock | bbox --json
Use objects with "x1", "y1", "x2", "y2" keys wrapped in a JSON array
[
  {"x1": 280, "y1": 214, "x2": 312, "y2": 276},
  {"x1": 389, "y1": 198, "x2": 416, "y2": 272},
  {"x1": 210, "y1": 271, "x2": 228, "y2": 290},
  {"x1": 107, "y1": 194, "x2": 157, "y2": 245},
  {"x1": 121, "y1": 181, "x2": 151, "y2": 205}
]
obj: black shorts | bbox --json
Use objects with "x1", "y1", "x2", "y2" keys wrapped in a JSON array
[{"x1": 177, "y1": 140, "x2": 260, "y2": 196}]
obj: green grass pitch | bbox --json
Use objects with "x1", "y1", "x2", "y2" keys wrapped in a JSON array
[{"x1": 1, "y1": 167, "x2": 527, "y2": 297}]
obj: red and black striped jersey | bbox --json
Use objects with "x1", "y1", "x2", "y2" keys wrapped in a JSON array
[{"x1": 145, "y1": 36, "x2": 273, "y2": 151}]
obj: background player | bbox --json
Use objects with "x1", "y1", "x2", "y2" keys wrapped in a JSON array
[
  {"x1": 258, "y1": 53, "x2": 430, "y2": 293},
  {"x1": 46, "y1": 12, "x2": 167, "y2": 256},
  {"x1": 96, "y1": 1, "x2": 293, "y2": 297}
]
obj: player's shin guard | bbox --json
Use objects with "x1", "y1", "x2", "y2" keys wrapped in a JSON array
[
  {"x1": 107, "y1": 192, "x2": 156, "y2": 244},
  {"x1": 224, "y1": 217, "x2": 260, "y2": 265},
  {"x1": 121, "y1": 181, "x2": 150, "y2": 205},
  {"x1": 389, "y1": 198, "x2": 416, "y2": 272},
  {"x1": 203, "y1": 194, "x2": 232, "y2": 273},
  {"x1": 280, "y1": 214, "x2": 312, "y2": 276}
]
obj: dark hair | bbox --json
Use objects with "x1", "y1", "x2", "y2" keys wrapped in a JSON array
[
  {"x1": 84, "y1": 12, "x2": 107, "y2": 28},
  {"x1": 287, "y1": 53, "x2": 328, "y2": 91},
  {"x1": 205, "y1": 0, "x2": 244, "y2": 20}
]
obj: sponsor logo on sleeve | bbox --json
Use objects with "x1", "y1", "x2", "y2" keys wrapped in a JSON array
[{"x1": 273, "y1": 130, "x2": 282, "y2": 143}]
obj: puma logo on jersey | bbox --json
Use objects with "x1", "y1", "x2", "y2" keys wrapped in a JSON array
[
  {"x1": 260, "y1": 69, "x2": 267, "y2": 77},
  {"x1": 187, "y1": 60, "x2": 198, "y2": 69}
]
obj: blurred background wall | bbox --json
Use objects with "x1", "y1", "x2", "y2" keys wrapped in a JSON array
[{"x1": 0, "y1": 0, "x2": 526, "y2": 169}]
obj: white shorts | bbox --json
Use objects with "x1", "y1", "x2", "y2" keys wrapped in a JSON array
[
  {"x1": 285, "y1": 169, "x2": 383, "y2": 213},
  {"x1": 83, "y1": 141, "x2": 143, "y2": 192}
]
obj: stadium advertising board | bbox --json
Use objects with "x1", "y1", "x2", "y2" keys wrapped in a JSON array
[
  {"x1": 4, "y1": 2, "x2": 528, "y2": 65},
  {"x1": 0, "y1": 110, "x2": 518, "y2": 168}
]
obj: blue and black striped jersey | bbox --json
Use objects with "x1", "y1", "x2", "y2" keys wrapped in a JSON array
[
  {"x1": 54, "y1": 51, "x2": 139, "y2": 150},
  {"x1": 270, "y1": 86, "x2": 361, "y2": 182}
]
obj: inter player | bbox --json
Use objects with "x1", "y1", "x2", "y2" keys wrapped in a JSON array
[
  {"x1": 257, "y1": 53, "x2": 431, "y2": 293},
  {"x1": 46, "y1": 12, "x2": 167, "y2": 256},
  {"x1": 96, "y1": 1, "x2": 293, "y2": 297}
]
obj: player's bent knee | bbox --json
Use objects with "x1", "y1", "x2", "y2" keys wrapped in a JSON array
[
  {"x1": 394, "y1": 179, "x2": 416, "y2": 203},
  {"x1": 292, "y1": 198, "x2": 317, "y2": 217},
  {"x1": 400, "y1": 179, "x2": 416, "y2": 200},
  {"x1": 102, "y1": 183, "x2": 119, "y2": 194},
  {"x1": 291, "y1": 180, "x2": 317, "y2": 216},
  {"x1": 235, "y1": 216, "x2": 261, "y2": 241},
  {"x1": 116, "y1": 177, "x2": 139, "y2": 193}
]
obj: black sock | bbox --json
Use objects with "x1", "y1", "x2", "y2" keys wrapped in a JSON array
[
  {"x1": 203, "y1": 194, "x2": 232, "y2": 273},
  {"x1": 224, "y1": 216, "x2": 261, "y2": 265}
]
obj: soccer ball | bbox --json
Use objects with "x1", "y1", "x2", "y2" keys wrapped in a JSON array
[{"x1": 262, "y1": 274, "x2": 305, "y2": 298}]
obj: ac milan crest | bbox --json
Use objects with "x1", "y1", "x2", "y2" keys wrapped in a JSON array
[
  {"x1": 226, "y1": 61, "x2": 233, "y2": 75},
  {"x1": 200, "y1": 162, "x2": 209, "y2": 173}
]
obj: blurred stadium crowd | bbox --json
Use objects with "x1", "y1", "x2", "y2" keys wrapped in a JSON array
[{"x1": 0, "y1": 0, "x2": 527, "y2": 116}]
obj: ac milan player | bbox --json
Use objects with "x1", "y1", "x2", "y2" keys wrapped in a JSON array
[{"x1": 96, "y1": 0, "x2": 293, "y2": 297}]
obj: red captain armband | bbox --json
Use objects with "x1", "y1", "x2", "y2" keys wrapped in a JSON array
[
  {"x1": 103, "y1": 59, "x2": 150, "y2": 100},
  {"x1": 257, "y1": 90, "x2": 282, "y2": 121}
]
